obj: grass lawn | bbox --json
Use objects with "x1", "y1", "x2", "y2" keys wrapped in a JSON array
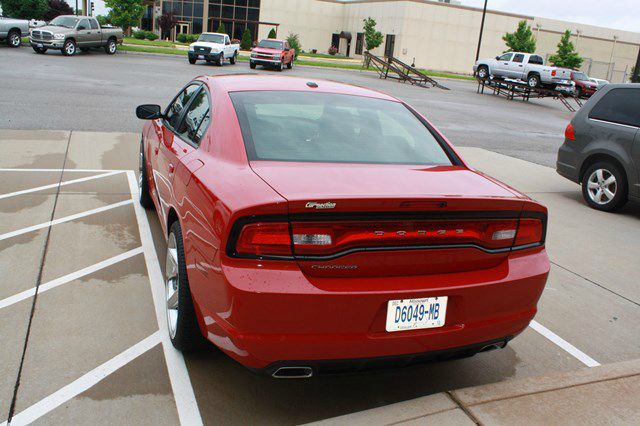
[
  {"x1": 124, "y1": 37, "x2": 188, "y2": 48},
  {"x1": 299, "y1": 51, "x2": 349, "y2": 60},
  {"x1": 119, "y1": 44, "x2": 474, "y2": 81}
]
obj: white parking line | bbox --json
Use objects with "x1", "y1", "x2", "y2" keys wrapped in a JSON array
[
  {"x1": 0, "y1": 199, "x2": 133, "y2": 241},
  {"x1": 3, "y1": 332, "x2": 162, "y2": 426},
  {"x1": 126, "y1": 170, "x2": 203, "y2": 426},
  {"x1": 0, "y1": 247, "x2": 143, "y2": 310},
  {"x1": 530, "y1": 320, "x2": 601, "y2": 368},
  {"x1": 0, "y1": 171, "x2": 123, "y2": 200},
  {"x1": 0, "y1": 168, "x2": 127, "y2": 173}
]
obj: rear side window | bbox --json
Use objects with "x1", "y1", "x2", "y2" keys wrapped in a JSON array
[
  {"x1": 589, "y1": 88, "x2": 640, "y2": 128},
  {"x1": 528, "y1": 55, "x2": 543, "y2": 65},
  {"x1": 230, "y1": 91, "x2": 454, "y2": 165}
]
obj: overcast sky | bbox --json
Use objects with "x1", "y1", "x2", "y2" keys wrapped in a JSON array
[{"x1": 74, "y1": 0, "x2": 639, "y2": 33}]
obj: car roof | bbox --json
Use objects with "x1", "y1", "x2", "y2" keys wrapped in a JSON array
[{"x1": 200, "y1": 75, "x2": 399, "y2": 101}]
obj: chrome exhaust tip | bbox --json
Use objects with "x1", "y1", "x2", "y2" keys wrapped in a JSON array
[
  {"x1": 271, "y1": 366, "x2": 313, "y2": 379},
  {"x1": 479, "y1": 341, "x2": 508, "y2": 353}
]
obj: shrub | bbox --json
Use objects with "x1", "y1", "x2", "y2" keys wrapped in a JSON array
[
  {"x1": 217, "y1": 22, "x2": 226, "y2": 35},
  {"x1": 231, "y1": 38, "x2": 241, "y2": 45},
  {"x1": 145, "y1": 31, "x2": 159, "y2": 41},
  {"x1": 176, "y1": 33, "x2": 188, "y2": 43},
  {"x1": 240, "y1": 28, "x2": 252, "y2": 50},
  {"x1": 328, "y1": 45, "x2": 338, "y2": 55},
  {"x1": 267, "y1": 28, "x2": 277, "y2": 39},
  {"x1": 286, "y1": 32, "x2": 301, "y2": 57},
  {"x1": 133, "y1": 30, "x2": 146, "y2": 40}
]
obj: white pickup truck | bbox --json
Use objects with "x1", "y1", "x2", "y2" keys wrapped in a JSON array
[
  {"x1": 474, "y1": 52, "x2": 572, "y2": 89},
  {"x1": 188, "y1": 33, "x2": 239, "y2": 66}
]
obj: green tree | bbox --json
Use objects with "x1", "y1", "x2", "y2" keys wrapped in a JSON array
[
  {"x1": 363, "y1": 17, "x2": 383, "y2": 52},
  {"x1": 96, "y1": 14, "x2": 112, "y2": 27},
  {"x1": 267, "y1": 28, "x2": 277, "y2": 38},
  {"x1": 286, "y1": 32, "x2": 301, "y2": 57},
  {"x1": 0, "y1": 0, "x2": 48, "y2": 19},
  {"x1": 217, "y1": 21, "x2": 226, "y2": 35},
  {"x1": 240, "y1": 27, "x2": 252, "y2": 50},
  {"x1": 502, "y1": 20, "x2": 536, "y2": 53},
  {"x1": 548, "y1": 30, "x2": 583, "y2": 69},
  {"x1": 103, "y1": 0, "x2": 145, "y2": 35}
]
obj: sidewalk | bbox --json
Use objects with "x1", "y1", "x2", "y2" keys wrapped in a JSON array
[{"x1": 308, "y1": 358, "x2": 640, "y2": 425}]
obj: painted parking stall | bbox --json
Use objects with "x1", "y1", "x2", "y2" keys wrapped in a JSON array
[{"x1": 0, "y1": 129, "x2": 625, "y2": 425}]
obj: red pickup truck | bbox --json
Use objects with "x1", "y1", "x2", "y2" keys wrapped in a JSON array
[{"x1": 249, "y1": 38, "x2": 295, "y2": 71}]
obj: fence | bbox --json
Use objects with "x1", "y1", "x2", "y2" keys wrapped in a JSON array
[{"x1": 544, "y1": 55, "x2": 630, "y2": 83}]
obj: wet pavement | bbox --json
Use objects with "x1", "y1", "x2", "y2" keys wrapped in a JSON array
[{"x1": 1, "y1": 129, "x2": 638, "y2": 425}]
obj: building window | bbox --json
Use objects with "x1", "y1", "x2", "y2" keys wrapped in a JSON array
[
  {"x1": 384, "y1": 34, "x2": 395, "y2": 58},
  {"x1": 355, "y1": 32, "x2": 364, "y2": 54}
]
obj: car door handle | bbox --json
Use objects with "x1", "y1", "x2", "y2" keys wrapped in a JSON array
[{"x1": 168, "y1": 164, "x2": 175, "y2": 174}]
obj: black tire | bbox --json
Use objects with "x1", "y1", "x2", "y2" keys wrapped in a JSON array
[
  {"x1": 575, "y1": 87, "x2": 582, "y2": 98},
  {"x1": 476, "y1": 65, "x2": 489, "y2": 81},
  {"x1": 32, "y1": 46, "x2": 47, "y2": 54},
  {"x1": 249, "y1": 61, "x2": 256, "y2": 69},
  {"x1": 230, "y1": 52, "x2": 236, "y2": 64},
  {"x1": 581, "y1": 161, "x2": 628, "y2": 212},
  {"x1": 287, "y1": 58, "x2": 292, "y2": 69},
  {"x1": 166, "y1": 221, "x2": 207, "y2": 351},
  {"x1": 7, "y1": 30, "x2": 21, "y2": 47},
  {"x1": 189, "y1": 57, "x2": 197, "y2": 64},
  {"x1": 527, "y1": 73, "x2": 541, "y2": 88},
  {"x1": 61, "y1": 39, "x2": 76, "y2": 56},
  {"x1": 217, "y1": 52, "x2": 224, "y2": 66},
  {"x1": 138, "y1": 140, "x2": 154, "y2": 209},
  {"x1": 104, "y1": 38, "x2": 117, "y2": 54},
  {"x1": 277, "y1": 61, "x2": 283, "y2": 72}
]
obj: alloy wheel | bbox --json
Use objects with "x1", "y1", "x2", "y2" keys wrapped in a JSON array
[
  {"x1": 65, "y1": 42, "x2": 75, "y2": 55},
  {"x1": 10, "y1": 33, "x2": 20, "y2": 47},
  {"x1": 109, "y1": 41, "x2": 116, "y2": 53},
  {"x1": 478, "y1": 68, "x2": 487, "y2": 79},
  {"x1": 165, "y1": 232, "x2": 180, "y2": 338},
  {"x1": 587, "y1": 169, "x2": 617, "y2": 205}
]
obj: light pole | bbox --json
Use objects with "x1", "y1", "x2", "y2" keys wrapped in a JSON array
[
  {"x1": 75, "y1": 1, "x2": 79, "y2": 16},
  {"x1": 607, "y1": 35, "x2": 618, "y2": 81},
  {"x1": 475, "y1": 0, "x2": 488, "y2": 61}
]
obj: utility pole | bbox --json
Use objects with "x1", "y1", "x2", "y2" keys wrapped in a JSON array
[
  {"x1": 75, "y1": 1, "x2": 79, "y2": 16},
  {"x1": 475, "y1": 0, "x2": 488, "y2": 61}
]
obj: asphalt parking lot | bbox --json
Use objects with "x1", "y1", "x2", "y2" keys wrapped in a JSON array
[{"x1": 1, "y1": 47, "x2": 639, "y2": 425}]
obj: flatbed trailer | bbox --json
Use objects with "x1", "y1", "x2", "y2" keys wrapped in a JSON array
[
  {"x1": 476, "y1": 77, "x2": 583, "y2": 112},
  {"x1": 363, "y1": 52, "x2": 449, "y2": 90}
]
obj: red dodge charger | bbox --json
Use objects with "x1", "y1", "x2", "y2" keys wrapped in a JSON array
[{"x1": 136, "y1": 75, "x2": 549, "y2": 378}]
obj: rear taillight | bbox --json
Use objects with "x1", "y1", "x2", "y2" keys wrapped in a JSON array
[
  {"x1": 514, "y1": 218, "x2": 543, "y2": 246},
  {"x1": 551, "y1": 69, "x2": 557, "y2": 76},
  {"x1": 291, "y1": 219, "x2": 521, "y2": 255},
  {"x1": 235, "y1": 222, "x2": 292, "y2": 256},
  {"x1": 232, "y1": 217, "x2": 544, "y2": 258},
  {"x1": 565, "y1": 123, "x2": 575, "y2": 140}
]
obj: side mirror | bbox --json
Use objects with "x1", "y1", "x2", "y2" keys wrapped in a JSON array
[
  {"x1": 136, "y1": 104, "x2": 163, "y2": 120},
  {"x1": 495, "y1": 56, "x2": 500, "y2": 60}
]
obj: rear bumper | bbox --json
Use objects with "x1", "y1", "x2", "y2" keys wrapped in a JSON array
[
  {"x1": 195, "y1": 248, "x2": 550, "y2": 370},
  {"x1": 556, "y1": 141, "x2": 581, "y2": 183}
]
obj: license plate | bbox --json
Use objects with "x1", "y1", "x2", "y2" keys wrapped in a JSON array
[
  {"x1": 386, "y1": 297, "x2": 447, "y2": 332},
  {"x1": 37, "y1": 43, "x2": 43, "y2": 48}
]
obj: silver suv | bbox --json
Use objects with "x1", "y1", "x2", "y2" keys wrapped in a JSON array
[{"x1": 557, "y1": 84, "x2": 640, "y2": 211}]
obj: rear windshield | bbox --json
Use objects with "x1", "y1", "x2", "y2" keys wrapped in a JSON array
[
  {"x1": 230, "y1": 91, "x2": 453, "y2": 165},
  {"x1": 258, "y1": 40, "x2": 283, "y2": 49}
]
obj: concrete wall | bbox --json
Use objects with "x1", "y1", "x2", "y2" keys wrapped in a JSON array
[{"x1": 257, "y1": 0, "x2": 640, "y2": 80}]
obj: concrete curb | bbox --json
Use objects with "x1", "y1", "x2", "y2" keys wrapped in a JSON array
[{"x1": 306, "y1": 359, "x2": 640, "y2": 425}]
